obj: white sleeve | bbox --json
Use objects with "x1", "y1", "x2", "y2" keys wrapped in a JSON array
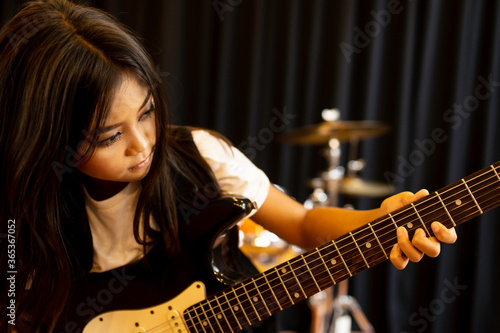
[{"x1": 192, "y1": 130, "x2": 270, "y2": 214}]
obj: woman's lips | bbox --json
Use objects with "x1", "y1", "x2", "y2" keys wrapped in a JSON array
[{"x1": 129, "y1": 153, "x2": 151, "y2": 170}]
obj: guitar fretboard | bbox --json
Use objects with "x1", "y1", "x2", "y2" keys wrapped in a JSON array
[{"x1": 183, "y1": 162, "x2": 500, "y2": 333}]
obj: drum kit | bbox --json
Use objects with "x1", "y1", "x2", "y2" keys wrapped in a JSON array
[{"x1": 239, "y1": 109, "x2": 392, "y2": 333}]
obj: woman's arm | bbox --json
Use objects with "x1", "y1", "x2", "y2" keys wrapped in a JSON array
[{"x1": 251, "y1": 185, "x2": 457, "y2": 269}]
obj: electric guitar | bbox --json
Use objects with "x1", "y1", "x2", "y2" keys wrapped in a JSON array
[{"x1": 83, "y1": 161, "x2": 500, "y2": 332}]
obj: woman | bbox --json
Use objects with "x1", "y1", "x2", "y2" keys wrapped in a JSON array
[{"x1": 0, "y1": 1, "x2": 456, "y2": 332}]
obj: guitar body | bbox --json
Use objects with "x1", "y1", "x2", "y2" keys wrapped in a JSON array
[
  {"x1": 83, "y1": 282, "x2": 206, "y2": 333},
  {"x1": 59, "y1": 197, "x2": 259, "y2": 333}
]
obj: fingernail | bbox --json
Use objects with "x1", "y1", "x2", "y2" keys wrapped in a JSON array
[
  {"x1": 431, "y1": 222, "x2": 439, "y2": 233},
  {"x1": 397, "y1": 227, "x2": 403, "y2": 236}
]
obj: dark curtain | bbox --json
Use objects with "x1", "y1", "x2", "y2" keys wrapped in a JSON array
[{"x1": 2, "y1": 0, "x2": 500, "y2": 332}]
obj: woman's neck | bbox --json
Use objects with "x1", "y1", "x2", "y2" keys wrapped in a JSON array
[{"x1": 82, "y1": 176, "x2": 130, "y2": 201}]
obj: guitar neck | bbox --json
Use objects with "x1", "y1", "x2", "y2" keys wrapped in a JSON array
[{"x1": 183, "y1": 162, "x2": 500, "y2": 333}]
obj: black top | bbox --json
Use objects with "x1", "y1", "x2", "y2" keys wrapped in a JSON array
[{"x1": 54, "y1": 211, "x2": 277, "y2": 333}]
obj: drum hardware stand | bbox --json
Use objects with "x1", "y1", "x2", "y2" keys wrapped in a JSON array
[
  {"x1": 280, "y1": 108, "x2": 391, "y2": 333},
  {"x1": 307, "y1": 109, "x2": 374, "y2": 333},
  {"x1": 329, "y1": 285, "x2": 374, "y2": 333}
]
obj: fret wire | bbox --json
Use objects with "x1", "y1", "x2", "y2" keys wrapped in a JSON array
[
  {"x1": 286, "y1": 261, "x2": 305, "y2": 299},
  {"x1": 205, "y1": 298, "x2": 224, "y2": 332},
  {"x1": 325, "y1": 187, "x2": 467, "y2": 273},
  {"x1": 316, "y1": 247, "x2": 336, "y2": 284},
  {"x1": 232, "y1": 288, "x2": 251, "y2": 327},
  {"x1": 195, "y1": 302, "x2": 209, "y2": 333},
  {"x1": 331, "y1": 239, "x2": 352, "y2": 277},
  {"x1": 245, "y1": 180, "x2": 499, "y2": 320},
  {"x1": 214, "y1": 294, "x2": 233, "y2": 333},
  {"x1": 269, "y1": 246, "x2": 336, "y2": 299},
  {"x1": 204, "y1": 301, "x2": 218, "y2": 333},
  {"x1": 184, "y1": 306, "x2": 199, "y2": 333},
  {"x1": 263, "y1": 272, "x2": 283, "y2": 310},
  {"x1": 341, "y1": 213, "x2": 450, "y2": 282},
  {"x1": 189, "y1": 303, "x2": 208, "y2": 333},
  {"x1": 223, "y1": 291, "x2": 243, "y2": 331},
  {"x1": 368, "y1": 182, "x2": 500, "y2": 268},
  {"x1": 191, "y1": 166, "x2": 500, "y2": 333},
  {"x1": 371, "y1": 188, "x2": 465, "y2": 244},
  {"x1": 252, "y1": 278, "x2": 272, "y2": 316},
  {"x1": 375, "y1": 184, "x2": 498, "y2": 252},
  {"x1": 362, "y1": 191, "x2": 482, "y2": 267},
  {"x1": 276, "y1": 169, "x2": 500, "y2": 304},
  {"x1": 308, "y1": 250, "x2": 349, "y2": 290},
  {"x1": 241, "y1": 282, "x2": 261, "y2": 322},
  {"x1": 378, "y1": 202, "x2": 460, "y2": 250},
  {"x1": 269, "y1": 243, "x2": 346, "y2": 294},
  {"x1": 302, "y1": 255, "x2": 321, "y2": 292},
  {"x1": 243, "y1": 168, "x2": 500, "y2": 307},
  {"x1": 388, "y1": 213, "x2": 398, "y2": 229},
  {"x1": 378, "y1": 201, "x2": 467, "y2": 252},
  {"x1": 329, "y1": 165, "x2": 499, "y2": 259},
  {"x1": 462, "y1": 178, "x2": 483, "y2": 214},
  {"x1": 367, "y1": 166, "x2": 497, "y2": 237},
  {"x1": 368, "y1": 222, "x2": 388, "y2": 259},
  {"x1": 491, "y1": 165, "x2": 500, "y2": 182},
  {"x1": 275, "y1": 267, "x2": 294, "y2": 304},
  {"x1": 435, "y1": 191, "x2": 456, "y2": 227},
  {"x1": 190, "y1": 299, "x2": 213, "y2": 331},
  {"x1": 349, "y1": 232, "x2": 369, "y2": 268},
  {"x1": 410, "y1": 202, "x2": 431, "y2": 236},
  {"x1": 470, "y1": 186, "x2": 500, "y2": 212}
]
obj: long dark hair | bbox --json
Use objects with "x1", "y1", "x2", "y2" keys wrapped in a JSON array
[{"x1": 0, "y1": 1, "x2": 220, "y2": 331}]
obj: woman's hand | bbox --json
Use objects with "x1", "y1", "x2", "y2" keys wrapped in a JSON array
[{"x1": 380, "y1": 189, "x2": 458, "y2": 269}]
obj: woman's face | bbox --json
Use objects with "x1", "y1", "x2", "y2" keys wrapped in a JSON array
[{"x1": 77, "y1": 75, "x2": 156, "y2": 192}]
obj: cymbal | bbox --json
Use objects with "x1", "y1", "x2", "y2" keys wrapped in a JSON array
[
  {"x1": 340, "y1": 177, "x2": 395, "y2": 198},
  {"x1": 280, "y1": 120, "x2": 390, "y2": 145}
]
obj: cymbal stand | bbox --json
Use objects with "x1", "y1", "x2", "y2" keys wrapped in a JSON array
[
  {"x1": 319, "y1": 111, "x2": 373, "y2": 333},
  {"x1": 328, "y1": 278, "x2": 374, "y2": 333},
  {"x1": 322, "y1": 137, "x2": 344, "y2": 207},
  {"x1": 346, "y1": 137, "x2": 363, "y2": 178}
]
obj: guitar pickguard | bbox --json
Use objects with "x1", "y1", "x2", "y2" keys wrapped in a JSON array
[{"x1": 83, "y1": 282, "x2": 206, "y2": 333}]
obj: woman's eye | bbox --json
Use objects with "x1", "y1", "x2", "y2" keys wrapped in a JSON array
[
  {"x1": 96, "y1": 132, "x2": 122, "y2": 147},
  {"x1": 139, "y1": 104, "x2": 155, "y2": 121}
]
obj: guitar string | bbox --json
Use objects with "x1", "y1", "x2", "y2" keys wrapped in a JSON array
[
  {"x1": 199, "y1": 185, "x2": 499, "y2": 333},
  {"x1": 152, "y1": 171, "x2": 500, "y2": 333},
  {"x1": 168, "y1": 183, "x2": 492, "y2": 330},
  {"x1": 186, "y1": 164, "x2": 498, "y2": 304},
  {"x1": 145, "y1": 164, "x2": 500, "y2": 332},
  {"x1": 179, "y1": 165, "x2": 500, "y2": 331},
  {"x1": 299, "y1": 163, "x2": 499, "y2": 268},
  {"x1": 180, "y1": 164, "x2": 500, "y2": 331},
  {"x1": 182, "y1": 182, "x2": 498, "y2": 332}
]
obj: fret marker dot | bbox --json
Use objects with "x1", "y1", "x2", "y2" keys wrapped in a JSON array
[
  {"x1": 294, "y1": 292, "x2": 300, "y2": 298},
  {"x1": 331, "y1": 259, "x2": 337, "y2": 265},
  {"x1": 253, "y1": 297, "x2": 258, "y2": 302},
  {"x1": 365, "y1": 242, "x2": 372, "y2": 248},
  {"x1": 217, "y1": 314, "x2": 222, "y2": 319},
  {"x1": 234, "y1": 306, "x2": 239, "y2": 311},
  {"x1": 407, "y1": 222, "x2": 413, "y2": 229},
  {"x1": 455, "y1": 199, "x2": 462, "y2": 205},
  {"x1": 203, "y1": 321, "x2": 208, "y2": 327},
  {"x1": 281, "y1": 268, "x2": 287, "y2": 274}
]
